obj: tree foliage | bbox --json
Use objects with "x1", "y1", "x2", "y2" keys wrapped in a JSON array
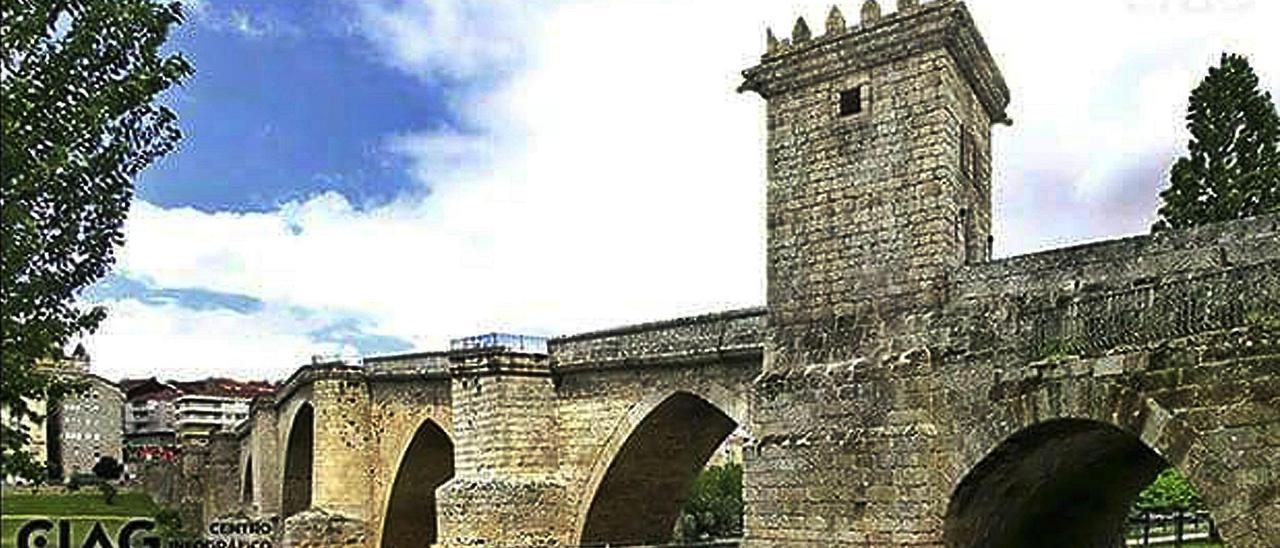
[
  {"x1": 679, "y1": 462, "x2": 743, "y2": 542},
  {"x1": 1134, "y1": 467, "x2": 1204, "y2": 513},
  {"x1": 93, "y1": 455, "x2": 124, "y2": 504},
  {"x1": 1153, "y1": 53, "x2": 1280, "y2": 231},
  {"x1": 0, "y1": 1, "x2": 191, "y2": 477},
  {"x1": 92, "y1": 455, "x2": 123, "y2": 481}
]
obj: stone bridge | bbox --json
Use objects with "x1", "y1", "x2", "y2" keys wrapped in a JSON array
[
  {"x1": 231, "y1": 308, "x2": 765, "y2": 547},
  {"x1": 195, "y1": 1, "x2": 1279, "y2": 546}
]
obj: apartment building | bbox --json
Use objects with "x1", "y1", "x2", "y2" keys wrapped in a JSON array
[{"x1": 122, "y1": 377, "x2": 275, "y2": 449}]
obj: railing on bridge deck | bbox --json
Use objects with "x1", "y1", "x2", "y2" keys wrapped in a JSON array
[
  {"x1": 572, "y1": 539, "x2": 740, "y2": 548},
  {"x1": 1125, "y1": 511, "x2": 1220, "y2": 546},
  {"x1": 1026, "y1": 260, "x2": 1280, "y2": 359},
  {"x1": 449, "y1": 332, "x2": 549, "y2": 355}
]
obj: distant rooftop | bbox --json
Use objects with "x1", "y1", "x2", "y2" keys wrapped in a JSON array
[{"x1": 122, "y1": 377, "x2": 277, "y2": 401}]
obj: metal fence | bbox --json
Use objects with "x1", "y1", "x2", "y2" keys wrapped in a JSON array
[
  {"x1": 449, "y1": 332, "x2": 549, "y2": 354},
  {"x1": 572, "y1": 540, "x2": 740, "y2": 548},
  {"x1": 1026, "y1": 260, "x2": 1280, "y2": 359},
  {"x1": 1125, "y1": 511, "x2": 1220, "y2": 546}
]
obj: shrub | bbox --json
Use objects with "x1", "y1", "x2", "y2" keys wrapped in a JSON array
[{"x1": 679, "y1": 462, "x2": 743, "y2": 542}]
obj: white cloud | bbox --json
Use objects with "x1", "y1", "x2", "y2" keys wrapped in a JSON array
[
  {"x1": 968, "y1": 0, "x2": 1280, "y2": 253},
  {"x1": 350, "y1": 0, "x2": 542, "y2": 81},
  {"x1": 85, "y1": 299, "x2": 353, "y2": 381},
  {"x1": 89, "y1": 0, "x2": 1280, "y2": 379},
  {"x1": 182, "y1": 0, "x2": 300, "y2": 40}
]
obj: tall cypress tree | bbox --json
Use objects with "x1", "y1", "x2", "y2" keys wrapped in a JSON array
[{"x1": 1153, "y1": 53, "x2": 1280, "y2": 231}]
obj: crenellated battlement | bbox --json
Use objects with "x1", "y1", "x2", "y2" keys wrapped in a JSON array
[
  {"x1": 762, "y1": 0, "x2": 926, "y2": 56},
  {"x1": 743, "y1": 0, "x2": 1008, "y2": 123}
]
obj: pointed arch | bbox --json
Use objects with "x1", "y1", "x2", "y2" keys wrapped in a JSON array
[
  {"x1": 576, "y1": 390, "x2": 744, "y2": 546},
  {"x1": 381, "y1": 418, "x2": 454, "y2": 548},
  {"x1": 281, "y1": 402, "x2": 313, "y2": 517},
  {"x1": 943, "y1": 379, "x2": 1243, "y2": 547}
]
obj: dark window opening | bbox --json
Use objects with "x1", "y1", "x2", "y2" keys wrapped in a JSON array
[
  {"x1": 959, "y1": 208, "x2": 974, "y2": 264},
  {"x1": 971, "y1": 137, "x2": 983, "y2": 182},
  {"x1": 839, "y1": 86, "x2": 863, "y2": 116},
  {"x1": 960, "y1": 128, "x2": 974, "y2": 178}
]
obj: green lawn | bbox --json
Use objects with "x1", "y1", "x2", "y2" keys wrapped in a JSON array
[
  {"x1": 0, "y1": 491, "x2": 161, "y2": 548},
  {"x1": 1, "y1": 491, "x2": 158, "y2": 517}
]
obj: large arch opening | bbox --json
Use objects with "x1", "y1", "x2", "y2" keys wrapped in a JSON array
[
  {"x1": 281, "y1": 403, "x2": 314, "y2": 517},
  {"x1": 579, "y1": 391, "x2": 739, "y2": 546},
  {"x1": 381, "y1": 419, "x2": 454, "y2": 548},
  {"x1": 944, "y1": 418, "x2": 1218, "y2": 548}
]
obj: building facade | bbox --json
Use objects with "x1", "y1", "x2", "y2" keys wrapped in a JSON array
[
  {"x1": 174, "y1": 394, "x2": 252, "y2": 442},
  {"x1": 123, "y1": 377, "x2": 274, "y2": 453},
  {"x1": 2, "y1": 346, "x2": 124, "y2": 483},
  {"x1": 47, "y1": 374, "x2": 125, "y2": 478},
  {"x1": 123, "y1": 378, "x2": 182, "y2": 448}
]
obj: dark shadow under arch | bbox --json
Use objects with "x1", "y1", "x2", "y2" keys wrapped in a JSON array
[
  {"x1": 944, "y1": 418, "x2": 1172, "y2": 548},
  {"x1": 241, "y1": 456, "x2": 253, "y2": 506},
  {"x1": 381, "y1": 419, "x2": 454, "y2": 548},
  {"x1": 281, "y1": 403, "x2": 313, "y2": 517},
  {"x1": 579, "y1": 391, "x2": 738, "y2": 546}
]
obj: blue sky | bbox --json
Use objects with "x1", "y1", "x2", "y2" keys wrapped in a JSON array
[
  {"x1": 82, "y1": 0, "x2": 1280, "y2": 381},
  {"x1": 139, "y1": 0, "x2": 457, "y2": 212}
]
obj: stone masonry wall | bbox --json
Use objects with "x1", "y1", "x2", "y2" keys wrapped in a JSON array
[
  {"x1": 248, "y1": 400, "x2": 280, "y2": 515},
  {"x1": 556, "y1": 355, "x2": 758, "y2": 545},
  {"x1": 933, "y1": 324, "x2": 1280, "y2": 547},
  {"x1": 550, "y1": 307, "x2": 764, "y2": 369},
  {"x1": 740, "y1": 1, "x2": 1278, "y2": 546},
  {"x1": 740, "y1": 0, "x2": 1008, "y2": 372},
  {"x1": 364, "y1": 375, "x2": 452, "y2": 548},
  {"x1": 437, "y1": 352, "x2": 567, "y2": 546},
  {"x1": 309, "y1": 374, "x2": 373, "y2": 520}
]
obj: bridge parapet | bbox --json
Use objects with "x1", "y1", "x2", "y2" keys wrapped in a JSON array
[
  {"x1": 1024, "y1": 259, "x2": 1280, "y2": 359},
  {"x1": 954, "y1": 213, "x2": 1280, "y2": 301},
  {"x1": 363, "y1": 351, "x2": 450, "y2": 378},
  {"x1": 549, "y1": 307, "x2": 765, "y2": 371}
]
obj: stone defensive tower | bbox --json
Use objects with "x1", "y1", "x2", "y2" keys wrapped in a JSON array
[{"x1": 740, "y1": 0, "x2": 1009, "y2": 370}]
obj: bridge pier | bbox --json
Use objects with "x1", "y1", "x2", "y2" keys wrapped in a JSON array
[
  {"x1": 436, "y1": 349, "x2": 574, "y2": 546},
  {"x1": 281, "y1": 508, "x2": 367, "y2": 547}
]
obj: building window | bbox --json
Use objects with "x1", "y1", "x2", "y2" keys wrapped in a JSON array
[
  {"x1": 839, "y1": 86, "x2": 863, "y2": 116},
  {"x1": 971, "y1": 135, "x2": 983, "y2": 182},
  {"x1": 960, "y1": 127, "x2": 974, "y2": 178}
]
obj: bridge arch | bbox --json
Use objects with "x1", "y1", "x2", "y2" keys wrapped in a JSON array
[
  {"x1": 943, "y1": 379, "x2": 1241, "y2": 547},
  {"x1": 576, "y1": 388, "x2": 747, "y2": 546},
  {"x1": 380, "y1": 418, "x2": 454, "y2": 548},
  {"x1": 281, "y1": 401, "x2": 314, "y2": 517}
]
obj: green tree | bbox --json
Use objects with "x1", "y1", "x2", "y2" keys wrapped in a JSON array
[
  {"x1": 679, "y1": 462, "x2": 744, "y2": 542},
  {"x1": 1, "y1": 0, "x2": 192, "y2": 478},
  {"x1": 1134, "y1": 467, "x2": 1204, "y2": 513},
  {"x1": 1153, "y1": 53, "x2": 1280, "y2": 231},
  {"x1": 93, "y1": 455, "x2": 124, "y2": 504}
]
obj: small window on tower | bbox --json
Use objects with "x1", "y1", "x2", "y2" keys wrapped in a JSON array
[
  {"x1": 839, "y1": 86, "x2": 863, "y2": 116},
  {"x1": 960, "y1": 128, "x2": 974, "y2": 178}
]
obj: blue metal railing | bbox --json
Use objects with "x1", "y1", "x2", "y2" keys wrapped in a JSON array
[{"x1": 449, "y1": 333, "x2": 549, "y2": 354}]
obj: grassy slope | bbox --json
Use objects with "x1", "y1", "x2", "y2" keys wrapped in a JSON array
[
  {"x1": 1, "y1": 492, "x2": 158, "y2": 516},
  {"x1": 0, "y1": 491, "x2": 160, "y2": 548}
]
